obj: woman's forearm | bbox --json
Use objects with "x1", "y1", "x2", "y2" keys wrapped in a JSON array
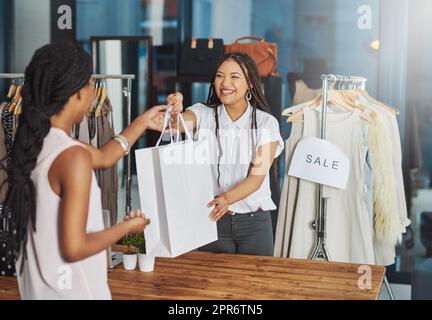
[
  {"x1": 223, "y1": 175, "x2": 266, "y2": 206},
  {"x1": 62, "y1": 221, "x2": 132, "y2": 263},
  {"x1": 83, "y1": 114, "x2": 148, "y2": 169}
]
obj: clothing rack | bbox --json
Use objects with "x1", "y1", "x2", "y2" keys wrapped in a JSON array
[
  {"x1": 91, "y1": 74, "x2": 135, "y2": 217},
  {"x1": 310, "y1": 74, "x2": 367, "y2": 261},
  {"x1": 0, "y1": 72, "x2": 136, "y2": 218},
  {"x1": 310, "y1": 74, "x2": 395, "y2": 300}
]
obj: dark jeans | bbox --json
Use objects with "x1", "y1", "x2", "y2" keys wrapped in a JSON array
[{"x1": 200, "y1": 210, "x2": 274, "y2": 256}]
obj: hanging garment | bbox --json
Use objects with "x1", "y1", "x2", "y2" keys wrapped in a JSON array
[
  {"x1": 288, "y1": 108, "x2": 375, "y2": 264},
  {"x1": 16, "y1": 127, "x2": 111, "y2": 300},
  {"x1": 77, "y1": 115, "x2": 90, "y2": 144},
  {"x1": 0, "y1": 205, "x2": 16, "y2": 277},
  {"x1": 0, "y1": 100, "x2": 15, "y2": 277},
  {"x1": 357, "y1": 94, "x2": 410, "y2": 236},
  {"x1": 2, "y1": 102, "x2": 14, "y2": 168},
  {"x1": 273, "y1": 122, "x2": 302, "y2": 258},
  {"x1": 96, "y1": 98, "x2": 118, "y2": 225},
  {"x1": 0, "y1": 102, "x2": 9, "y2": 201}
]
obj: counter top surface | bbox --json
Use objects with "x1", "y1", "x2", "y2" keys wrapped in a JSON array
[{"x1": 0, "y1": 250, "x2": 385, "y2": 300}]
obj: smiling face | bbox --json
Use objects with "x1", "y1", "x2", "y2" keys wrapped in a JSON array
[{"x1": 214, "y1": 59, "x2": 251, "y2": 109}]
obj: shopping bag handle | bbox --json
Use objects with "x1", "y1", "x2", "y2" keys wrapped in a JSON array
[
  {"x1": 175, "y1": 113, "x2": 193, "y2": 143},
  {"x1": 156, "y1": 107, "x2": 193, "y2": 146},
  {"x1": 156, "y1": 107, "x2": 174, "y2": 147}
]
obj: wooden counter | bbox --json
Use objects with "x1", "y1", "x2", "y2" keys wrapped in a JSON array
[{"x1": 0, "y1": 251, "x2": 385, "y2": 300}]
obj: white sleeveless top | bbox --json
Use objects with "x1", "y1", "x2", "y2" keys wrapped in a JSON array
[{"x1": 16, "y1": 127, "x2": 111, "y2": 300}]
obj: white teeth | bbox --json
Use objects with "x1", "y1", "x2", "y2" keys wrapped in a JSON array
[{"x1": 221, "y1": 89, "x2": 235, "y2": 95}]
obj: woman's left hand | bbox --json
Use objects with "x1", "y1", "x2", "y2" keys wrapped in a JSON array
[{"x1": 208, "y1": 194, "x2": 231, "y2": 222}]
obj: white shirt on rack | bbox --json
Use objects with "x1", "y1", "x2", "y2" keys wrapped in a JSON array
[{"x1": 188, "y1": 103, "x2": 284, "y2": 214}]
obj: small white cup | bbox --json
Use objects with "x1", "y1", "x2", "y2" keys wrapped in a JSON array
[
  {"x1": 138, "y1": 253, "x2": 155, "y2": 272},
  {"x1": 122, "y1": 253, "x2": 137, "y2": 270}
]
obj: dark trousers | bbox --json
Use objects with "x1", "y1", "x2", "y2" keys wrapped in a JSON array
[{"x1": 200, "y1": 210, "x2": 274, "y2": 256}]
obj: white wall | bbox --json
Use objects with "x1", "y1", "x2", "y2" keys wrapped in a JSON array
[{"x1": 12, "y1": 0, "x2": 51, "y2": 72}]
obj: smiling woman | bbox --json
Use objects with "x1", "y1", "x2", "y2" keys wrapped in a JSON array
[{"x1": 164, "y1": 52, "x2": 284, "y2": 256}]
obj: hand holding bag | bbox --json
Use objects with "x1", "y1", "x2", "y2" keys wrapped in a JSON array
[{"x1": 224, "y1": 36, "x2": 278, "y2": 77}]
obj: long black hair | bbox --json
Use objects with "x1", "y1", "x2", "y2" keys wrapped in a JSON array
[
  {"x1": 206, "y1": 52, "x2": 278, "y2": 188},
  {"x1": 2, "y1": 41, "x2": 93, "y2": 272}
]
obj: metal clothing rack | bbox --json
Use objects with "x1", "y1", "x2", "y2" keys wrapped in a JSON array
[
  {"x1": 310, "y1": 74, "x2": 367, "y2": 261},
  {"x1": 0, "y1": 72, "x2": 136, "y2": 217},
  {"x1": 309, "y1": 74, "x2": 395, "y2": 300}
]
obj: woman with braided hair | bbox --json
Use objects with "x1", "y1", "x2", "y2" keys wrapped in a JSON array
[
  {"x1": 2, "y1": 41, "x2": 173, "y2": 299},
  {"x1": 167, "y1": 52, "x2": 284, "y2": 256}
]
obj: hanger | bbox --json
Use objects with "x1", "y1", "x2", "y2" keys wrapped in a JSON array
[
  {"x1": 8, "y1": 84, "x2": 22, "y2": 113},
  {"x1": 90, "y1": 80, "x2": 101, "y2": 113},
  {"x1": 357, "y1": 88, "x2": 399, "y2": 116},
  {"x1": 7, "y1": 80, "x2": 17, "y2": 99},
  {"x1": 95, "y1": 81, "x2": 108, "y2": 118},
  {"x1": 287, "y1": 78, "x2": 375, "y2": 123}
]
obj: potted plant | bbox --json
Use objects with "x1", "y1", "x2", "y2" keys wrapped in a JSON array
[
  {"x1": 134, "y1": 233, "x2": 155, "y2": 273},
  {"x1": 122, "y1": 234, "x2": 138, "y2": 270}
]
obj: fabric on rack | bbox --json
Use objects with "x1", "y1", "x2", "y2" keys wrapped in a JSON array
[
  {"x1": 273, "y1": 122, "x2": 302, "y2": 258},
  {"x1": 288, "y1": 108, "x2": 375, "y2": 264},
  {"x1": 364, "y1": 127, "x2": 398, "y2": 266},
  {"x1": 77, "y1": 115, "x2": 90, "y2": 144},
  {"x1": 77, "y1": 98, "x2": 98, "y2": 146},
  {"x1": 0, "y1": 102, "x2": 9, "y2": 202},
  {"x1": 2, "y1": 102, "x2": 14, "y2": 168},
  {"x1": 364, "y1": 150, "x2": 374, "y2": 228},
  {"x1": 357, "y1": 94, "x2": 410, "y2": 235},
  {"x1": 287, "y1": 73, "x2": 320, "y2": 106},
  {"x1": 96, "y1": 98, "x2": 118, "y2": 225},
  {"x1": 367, "y1": 115, "x2": 401, "y2": 245},
  {"x1": 0, "y1": 102, "x2": 15, "y2": 277},
  {"x1": 88, "y1": 112, "x2": 98, "y2": 147},
  {"x1": 0, "y1": 101, "x2": 15, "y2": 277}
]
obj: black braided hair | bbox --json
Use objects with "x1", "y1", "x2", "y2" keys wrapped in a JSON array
[
  {"x1": 1, "y1": 41, "x2": 93, "y2": 273},
  {"x1": 205, "y1": 52, "x2": 278, "y2": 188}
]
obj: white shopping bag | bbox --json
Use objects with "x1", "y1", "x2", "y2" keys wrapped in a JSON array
[{"x1": 135, "y1": 108, "x2": 217, "y2": 258}]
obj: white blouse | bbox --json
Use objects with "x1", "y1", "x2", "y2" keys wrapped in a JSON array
[{"x1": 188, "y1": 103, "x2": 284, "y2": 214}]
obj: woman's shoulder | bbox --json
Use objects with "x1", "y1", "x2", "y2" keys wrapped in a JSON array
[
  {"x1": 255, "y1": 108, "x2": 279, "y2": 127},
  {"x1": 187, "y1": 102, "x2": 212, "y2": 112},
  {"x1": 187, "y1": 103, "x2": 215, "y2": 118}
]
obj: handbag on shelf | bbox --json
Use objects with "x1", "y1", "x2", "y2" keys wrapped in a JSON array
[
  {"x1": 178, "y1": 37, "x2": 224, "y2": 77},
  {"x1": 224, "y1": 36, "x2": 278, "y2": 77}
]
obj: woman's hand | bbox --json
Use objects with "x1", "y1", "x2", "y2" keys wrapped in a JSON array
[
  {"x1": 208, "y1": 194, "x2": 232, "y2": 222},
  {"x1": 141, "y1": 104, "x2": 170, "y2": 132},
  {"x1": 123, "y1": 209, "x2": 151, "y2": 234},
  {"x1": 167, "y1": 92, "x2": 184, "y2": 119}
]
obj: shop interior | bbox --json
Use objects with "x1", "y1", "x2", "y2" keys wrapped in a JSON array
[{"x1": 1, "y1": 0, "x2": 432, "y2": 300}]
